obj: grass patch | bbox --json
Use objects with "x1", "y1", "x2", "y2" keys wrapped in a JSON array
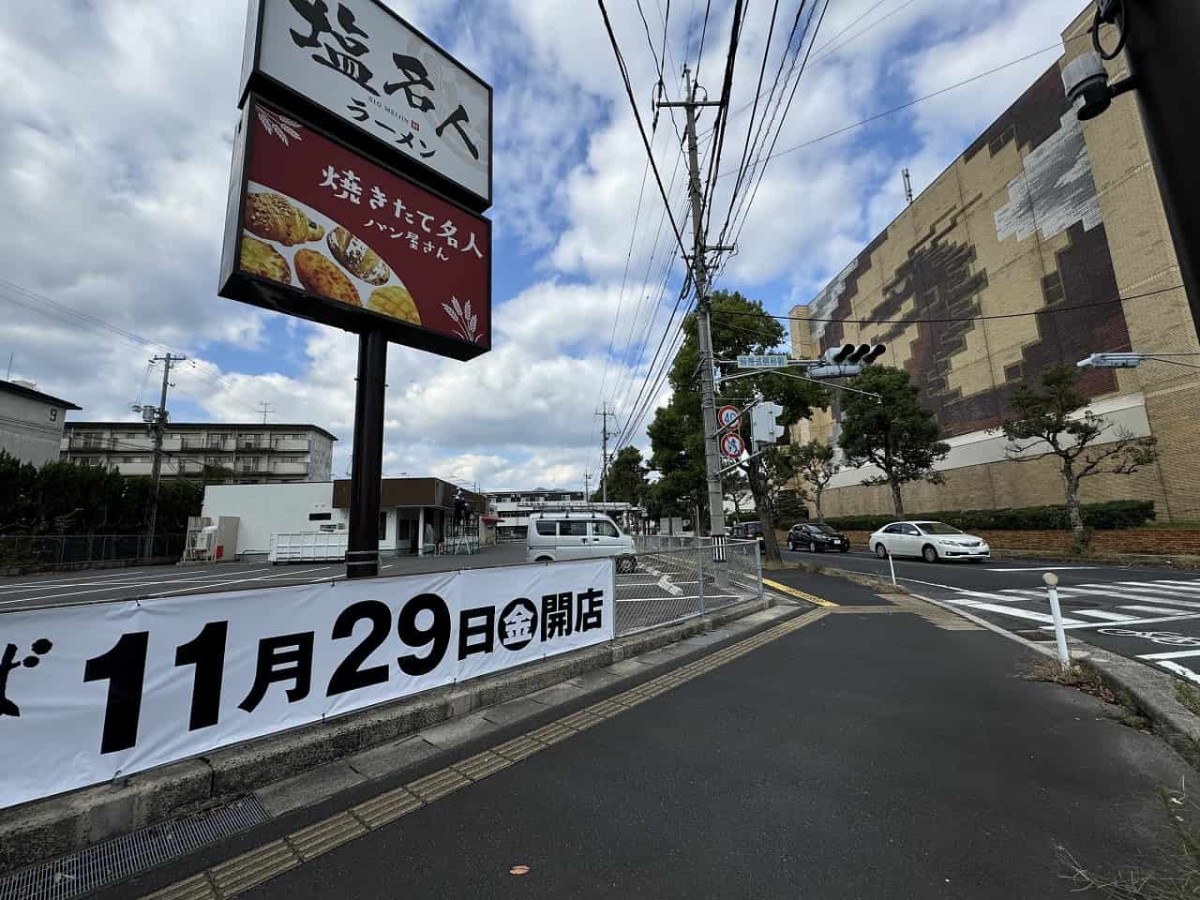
[
  {"x1": 1026, "y1": 660, "x2": 1153, "y2": 731},
  {"x1": 1175, "y1": 682, "x2": 1200, "y2": 717},
  {"x1": 1059, "y1": 788, "x2": 1200, "y2": 898}
]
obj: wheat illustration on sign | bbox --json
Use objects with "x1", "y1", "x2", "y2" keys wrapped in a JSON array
[
  {"x1": 442, "y1": 296, "x2": 481, "y2": 342},
  {"x1": 257, "y1": 108, "x2": 303, "y2": 145}
]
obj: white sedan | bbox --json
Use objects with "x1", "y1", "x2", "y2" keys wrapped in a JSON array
[{"x1": 868, "y1": 521, "x2": 990, "y2": 563}]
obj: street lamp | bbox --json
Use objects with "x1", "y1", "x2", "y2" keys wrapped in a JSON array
[{"x1": 1079, "y1": 352, "x2": 1200, "y2": 370}]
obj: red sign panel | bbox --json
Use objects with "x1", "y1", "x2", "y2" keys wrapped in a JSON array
[{"x1": 220, "y1": 98, "x2": 490, "y2": 360}]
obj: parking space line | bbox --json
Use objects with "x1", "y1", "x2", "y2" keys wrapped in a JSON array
[
  {"x1": 1122, "y1": 605, "x2": 1195, "y2": 615},
  {"x1": 1074, "y1": 610, "x2": 1138, "y2": 622}
]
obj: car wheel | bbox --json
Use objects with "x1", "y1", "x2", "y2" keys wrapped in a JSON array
[
  {"x1": 839, "y1": 547, "x2": 850, "y2": 553},
  {"x1": 536, "y1": 555, "x2": 553, "y2": 563},
  {"x1": 922, "y1": 545, "x2": 939, "y2": 564},
  {"x1": 788, "y1": 541, "x2": 797, "y2": 551},
  {"x1": 874, "y1": 543, "x2": 888, "y2": 559}
]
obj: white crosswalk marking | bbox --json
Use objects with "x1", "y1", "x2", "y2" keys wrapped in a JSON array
[
  {"x1": 1122, "y1": 605, "x2": 1196, "y2": 615},
  {"x1": 1074, "y1": 609, "x2": 1138, "y2": 621}
]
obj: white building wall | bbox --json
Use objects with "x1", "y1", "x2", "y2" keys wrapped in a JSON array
[
  {"x1": 201, "y1": 482, "x2": 341, "y2": 557},
  {"x1": 0, "y1": 391, "x2": 69, "y2": 466}
]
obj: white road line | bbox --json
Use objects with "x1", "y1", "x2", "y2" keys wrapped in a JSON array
[
  {"x1": 1122, "y1": 605, "x2": 1198, "y2": 615},
  {"x1": 949, "y1": 598, "x2": 1083, "y2": 625},
  {"x1": 151, "y1": 566, "x2": 334, "y2": 597},
  {"x1": 1088, "y1": 589, "x2": 1200, "y2": 610},
  {"x1": 984, "y1": 566, "x2": 1098, "y2": 572},
  {"x1": 1055, "y1": 612, "x2": 1200, "y2": 630},
  {"x1": 657, "y1": 575, "x2": 682, "y2": 596},
  {"x1": 1138, "y1": 649, "x2": 1200, "y2": 660},
  {"x1": 0, "y1": 565, "x2": 279, "y2": 597},
  {"x1": 1158, "y1": 661, "x2": 1200, "y2": 685},
  {"x1": 1150, "y1": 580, "x2": 1200, "y2": 589},
  {"x1": 1074, "y1": 609, "x2": 1138, "y2": 622},
  {"x1": 1125, "y1": 581, "x2": 1200, "y2": 594}
]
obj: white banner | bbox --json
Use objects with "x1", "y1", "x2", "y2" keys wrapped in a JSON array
[
  {"x1": 0, "y1": 560, "x2": 612, "y2": 810},
  {"x1": 249, "y1": 0, "x2": 492, "y2": 203}
]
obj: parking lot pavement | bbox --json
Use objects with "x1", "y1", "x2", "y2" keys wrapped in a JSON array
[{"x1": 781, "y1": 547, "x2": 1200, "y2": 685}]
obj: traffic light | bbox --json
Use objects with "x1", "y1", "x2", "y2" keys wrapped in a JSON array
[
  {"x1": 750, "y1": 401, "x2": 785, "y2": 445},
  {"x1": 809, "y1": 343, "x2": 886, "y2": 378}
]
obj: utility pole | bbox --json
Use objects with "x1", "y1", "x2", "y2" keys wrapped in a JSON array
[
  {"x1": 257, "y1": 401, "x2": 275, "y2": 424},
  {"x1": 597, "y1": 402, "x2": 614, "y2": 505},
  {"x1": 659, "y1": 66, "x2": 730, "y2": 539},
  {"x1": 145, "y1": 353, "x2": 186, "y2": 559},
  {"x1": 902, "y1": 168, "x2": 913, "y2": 204},
  {"x1": 583, "y1": 469, "x2": 592, "y2": 502}
]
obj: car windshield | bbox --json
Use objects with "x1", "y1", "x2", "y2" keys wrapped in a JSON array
[
  {"x1": 917, "y1": 522, "x2": 963, "y2": 535},
  {"x1": 811, "y1": 524, "x2": 838, "y2": 535}
]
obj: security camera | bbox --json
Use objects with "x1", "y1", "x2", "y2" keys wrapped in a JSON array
[{"x1": 1062, "y1": 52, "x2": 1112, "y2": 120}]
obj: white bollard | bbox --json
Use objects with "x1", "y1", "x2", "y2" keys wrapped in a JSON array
[
  {"x1": 887, "y1": 547, "x2": 897, "y2": 586},
  {"x1": 1044, "y1": 572, "x2": 1071, "y2": 670}
]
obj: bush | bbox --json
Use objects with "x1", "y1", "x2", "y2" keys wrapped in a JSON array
[{"x1": 825, "y1": 500, "x2": 1155, "y2": 532}]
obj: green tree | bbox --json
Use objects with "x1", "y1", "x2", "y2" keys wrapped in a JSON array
[
  {"x1": 838, "y1": 367, "x2": 949, "y2": 517},
  {"x1": 647, "y1": 290, "x2": 826, "y2": 562},
  {"x1": 1002, "y1": 364, "x2": 1157, "y2": 552},
  {"x1": 594, "y1": 446, "x2": 649, "y2": 506},
  {"x1": 789, "y1": 439, "x2": 838, "y2": 523}
]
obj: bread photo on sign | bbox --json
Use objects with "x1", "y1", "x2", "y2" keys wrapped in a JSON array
[
  {"x1": 295, "y1": 249, "x2": 361, "y2": 307},
  {"x1": 326, "y1": 226, "x2": 392, "y2": 285},
  {"x1": 244, "y1": 192, "x2": 324, "y2": 246},
  {"x1": 368, "y1": 286, "x2": 421, "y2": 324},
  {"x1": 239, "y1": 236, "x2": 291, "y2": 284}
]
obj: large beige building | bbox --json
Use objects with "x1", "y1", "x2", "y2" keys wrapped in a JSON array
[{"x1": 790, "y1": 8, "x2": 1200, "y2": 523}]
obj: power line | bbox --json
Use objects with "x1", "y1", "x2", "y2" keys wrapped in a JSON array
[
  {"x1": 598, "y1": 0, "x2": 690, "y2": 259},
  {"x1": 718, "y1": 43, "x2": 1062, "y2": 175},
  {"x1": 807, "y1": 0, "x2": 918, "y2": 65},
  {"x1": 713, "y1": 284, "x2": 1186, "y2": 326}
]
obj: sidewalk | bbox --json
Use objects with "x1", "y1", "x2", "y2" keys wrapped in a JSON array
[{"x1": 115, "y1": 571, "x2": 1191, "y2": 899}]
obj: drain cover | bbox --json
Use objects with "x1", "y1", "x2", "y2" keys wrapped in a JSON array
[{"x1": 0, "y1": 796, "x2": 268, "y2": 900}]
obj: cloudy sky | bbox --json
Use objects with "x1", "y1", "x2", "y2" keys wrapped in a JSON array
[{"x1": 0, "y1": 0, "x2": 1088, "y2": 491}]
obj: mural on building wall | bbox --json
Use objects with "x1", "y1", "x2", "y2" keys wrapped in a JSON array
[{"x1": 803, "y1": 65, "x2": 1132, "y2": 439}]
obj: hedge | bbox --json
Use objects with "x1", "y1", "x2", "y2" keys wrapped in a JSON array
[{"x1": 819, "y1": 500, "x2": 1156, "y2": 533}]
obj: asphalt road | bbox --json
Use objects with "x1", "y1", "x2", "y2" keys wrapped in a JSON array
[
  {"x1": 782, "y1": 546, "x2": 1200, "y2": 684},
  {"x1": 104, "y1": 572, "x2": 1190, "y2": 899}
]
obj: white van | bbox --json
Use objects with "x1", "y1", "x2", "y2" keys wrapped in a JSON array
[{"x1": 525, "y1": 511, "x2": 638, "y2": 573}]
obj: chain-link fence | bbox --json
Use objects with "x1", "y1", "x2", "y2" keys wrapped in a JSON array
[
  {"x1": 0, "y1": 534, "x2": 186, "y2": 572},
  {"x1": 615, "y1": 537, "x2": 762, "y2": 635}
]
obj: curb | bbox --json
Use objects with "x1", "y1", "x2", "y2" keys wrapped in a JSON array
[
  {"x1": 1076, "y1": 646, "x2": 1200, "y2": 766},
  {"x1": 0, "y1": 594, "x2": 782, "y2": 875}
]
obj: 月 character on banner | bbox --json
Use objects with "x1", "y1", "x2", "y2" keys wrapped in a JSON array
[{"x1": 239, "y1": 633, "x2": 315, "y2": 712}]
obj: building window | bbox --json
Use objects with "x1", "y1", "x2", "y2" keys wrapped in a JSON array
[
  {"x1": 379, "y1": 511, "x2": 388, "y2": 541},
  {"x1": 49, "y1": 408, "x2": 58, "y2": 421},
  {"x1": 207, "y1": 434, "x2": 225, "y2": 449},
  {"x1": 395, "y1": 518, "x2": 411, "y2": 541},
  {"x1": 308, "y1": 512, "x2": 332, "y2": 521}
]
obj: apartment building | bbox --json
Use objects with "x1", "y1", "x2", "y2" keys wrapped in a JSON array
[
  {"x1": 0, "y1": 378, "x2": 80, "y2": 466},
  {"x1": 61, "y1": 422, "x2": 336, "y2": 484}
]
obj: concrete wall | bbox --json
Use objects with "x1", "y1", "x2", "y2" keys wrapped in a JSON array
[
  {"x1": 789, "y1": 7, "x2": 1200, "y2": 521},
  {"x1": 0, "y1": 391, "x2": 68, "y2": 466}
]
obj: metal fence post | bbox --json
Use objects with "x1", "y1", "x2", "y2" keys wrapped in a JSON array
[
  {"x1": 697, "y1": 541, "x2": 706, "y2": 619},
  {"x1": 755, "y1": 542, "x2": 763, "y2": 601}
]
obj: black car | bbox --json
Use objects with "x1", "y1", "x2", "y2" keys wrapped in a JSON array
[
  {"x1": 787, "y1": 522, "x2": 849, "y2": 553},
  {"x1": 731, "y1": 521, "x2": 765, "y2": 543}
]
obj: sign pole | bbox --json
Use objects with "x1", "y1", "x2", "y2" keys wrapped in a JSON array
[{"x1": 346, "y1": 329, "x2": 388, "y2": 579}]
